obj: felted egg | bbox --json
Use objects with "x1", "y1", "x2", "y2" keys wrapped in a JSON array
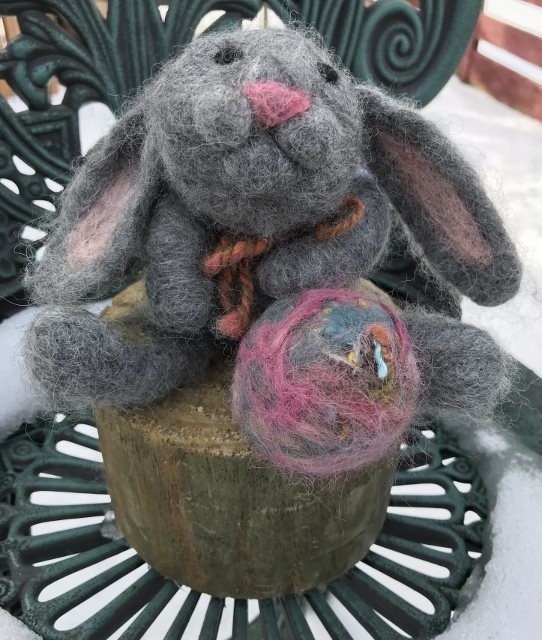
[{"x1": 232, "y1": 288, "x2": 420, "y2": 475}]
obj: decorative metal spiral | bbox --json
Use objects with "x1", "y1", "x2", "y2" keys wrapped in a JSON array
[
  {"x1": 360, "y1": 1, "x2": 429, "y2": 85},
  {"x1": 268, "y1": 0, "x2": 482, "y2": 103}
]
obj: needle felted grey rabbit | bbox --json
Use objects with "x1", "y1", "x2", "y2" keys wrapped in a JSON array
[{"x1": 25, "y1": 28, "x2": 521, "y2": 415}]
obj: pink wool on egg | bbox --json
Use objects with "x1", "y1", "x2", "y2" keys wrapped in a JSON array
[{"x1": 233, "y1": 289, "x2": 420, "y2": 476}]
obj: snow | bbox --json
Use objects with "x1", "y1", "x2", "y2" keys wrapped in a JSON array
[
  {"x1": 436, "y1": 420, "x2": 542, "y2": 640},
  {"x1": 0, "y1": 100, "x2": 115, "y2": 438},
  {"x1": 438, "y1": 467, "x2": 542, "y2": 640},
  {"x1": 422, "y1": 87, "x2": 542, "y2": 638},
  {"x1": 0, "y1": 609, "x2": 41, "y2": 639},
  {"x1": 423, "y1": 77, "x2": 542, "y2": 379}
]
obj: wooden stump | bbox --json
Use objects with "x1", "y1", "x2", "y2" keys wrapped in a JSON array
[{"x1": 96, "y1": 284, "x2": 398, "y2": 599}]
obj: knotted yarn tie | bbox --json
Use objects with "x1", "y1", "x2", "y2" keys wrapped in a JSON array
[
  {"x1": 202, "y1": 236, "x2": 271, "y2": 277},
  {"x1": 202, "y1": 236, "x2": 271, "y2": 339},
  {"x1": 203, "y1": 196, "x2": 365, "y2": 340}
]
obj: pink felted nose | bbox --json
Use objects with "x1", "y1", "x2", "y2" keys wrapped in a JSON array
[{"x1": 242, "y1": 81, "x2": 311, "y2": 127}]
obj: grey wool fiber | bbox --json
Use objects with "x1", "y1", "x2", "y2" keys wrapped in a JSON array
[
  {"x1": 403, "y1": 312, "x2": 513, "y2": 419},
  {"x1": 26, "y1": 308, "x2": 211, "y2": 411},
  {"x1": 25, "y1": 27, "x2": 521, "y2": 418}
]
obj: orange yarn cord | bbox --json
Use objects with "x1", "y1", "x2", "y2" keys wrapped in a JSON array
[
  {"x1": 314, "y1": 196, "x2": 365, "y2": 240},
  {"x1": 203, "y1": 196, "x2": 365, "y2": 340}
]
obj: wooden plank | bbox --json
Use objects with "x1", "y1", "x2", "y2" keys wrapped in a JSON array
[
  {"x1": 2, "y1": 16, "x2": 19, "y2": 40},
  {"x1": 96, "y1": 283, "x2": 399, "y2": 600},
  {"x1": 94, "y1": 0, "x2": 108, "y2": 18},
  {"x1": 0, "y1": 78, "x2": 14, "y2": 99},
  {"x1": 456, "y1": 36, "x2": 478, "y2": 83},
  {"x1": 466, "y1": 50, "x2": 542, "y2": 120},
  {"x1": 478, "y1": 13, "x2": 542, "y2": 67},
  {"x1": 0, "y1": 18, "x2": 18, "y2": 98}
]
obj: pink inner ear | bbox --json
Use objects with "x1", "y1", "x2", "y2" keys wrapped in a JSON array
[
  {"x1": 377, "y1": 133, "x2": 492, "y2": 264},
  {"x1": 67, "y1": 168, "x2": 136, "y2": 267}
]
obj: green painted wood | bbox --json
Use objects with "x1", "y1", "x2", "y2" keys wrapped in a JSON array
[
  {"x1": 232, "y1": 598, "x2": 249, "y2": 640},
  {"x1": 117, "y1": 580, "x2": 178, "y2": 640},
  {"x1": 259, "y1": 599, "x2": 282, "y2": 640},
  {"x1": 500, "y1": 361, "x2": 542, "y2": 455},
  {"x1": 200, "y1": 597, "x2": 225, "y2": 640},
  {"x1": 72, "y1": 569, "x2": 166, "y2": 640},
  {"x1": 328, "y1": 578, "x2": 399, "y2": 640},
  {"x1": 281, "y1": 595, "x2": 315, "y2": 639},
  {"x1": 267, "y1": 0, "x2": 482, "y2": 105},
  {"x1": 304, "y1": 589, "x2": 353, "y2": 640},
  {"x1": 0, "y1": 0, "x2": 482, "y2": 310},
  {"x1": 163, "y1": 590, "x2": 201, "y2": 640}
]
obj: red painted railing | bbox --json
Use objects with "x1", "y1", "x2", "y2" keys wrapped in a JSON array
[{"x1": 457, "y1": 1, "x2": 542, "y2": 120}]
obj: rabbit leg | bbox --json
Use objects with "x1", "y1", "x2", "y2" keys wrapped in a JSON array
[
  {"x1": 403, "y1": 312, "x2": 511, "y2": 418},
  {"x1": 25, "y1": 308, "x2": 212, "y2": 413}
]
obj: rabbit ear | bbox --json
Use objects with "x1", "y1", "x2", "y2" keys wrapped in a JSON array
[
  {"x1": 28, "y1": 101, "x2": 159, "y2": 304},
  {"x1": 359, "y1": 85, "x2": 521, "y2": 306}
]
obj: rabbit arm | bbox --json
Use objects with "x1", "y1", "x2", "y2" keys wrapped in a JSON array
[
  {"x1": 256, "y1": 175, "x2": 391, "y2": 299},
  {"x1": 145, "y1": 195, "x2": 216, "y2": 333},
  {"x1": 403, "y1": 312, "x2": 511, "y2": 417}
]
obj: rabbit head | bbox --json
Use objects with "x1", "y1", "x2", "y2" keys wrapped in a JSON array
[{"x1": 143, "y1": 28, "x2": 362, "y2": 238}]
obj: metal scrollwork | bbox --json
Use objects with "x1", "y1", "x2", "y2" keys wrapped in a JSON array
[
  {"x1": 268, "y1": 0, "x2": 482, "y2": 103},
  {"x1": 0, "y1": 416, "x2": 487, "y2": 638},
  {"x1": 0, "y1": 0, "x2": 262, "y2": 305}
]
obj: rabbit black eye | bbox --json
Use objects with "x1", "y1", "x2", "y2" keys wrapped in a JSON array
[
  {"x1": 214, "y1": 45, "x2": 244, "y2": 65},
  {"x1": 317, "y1": 62, "x2": 339, "y2": 84}
]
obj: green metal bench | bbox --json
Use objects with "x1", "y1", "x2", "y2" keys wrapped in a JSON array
[
  {"x1": 1, "y1": 415, "x2": 487, "y2": 639},
  {"x1": 5, "y1": 2, "x2": 539, "y2": 639}
]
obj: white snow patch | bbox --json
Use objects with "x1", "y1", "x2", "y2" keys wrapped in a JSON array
[
  {"x1": 423, "y1": 77, "x2": 542, "y2": 379},
  {"x1": 437, "y1": 465, "x2": 542, "y2": 640},
  {"x1": 475, "y1": 429, "x2": 512, "y2": 455},
  {"x1": 0, "y1": 609, "x2": 42, "y2": 639}
]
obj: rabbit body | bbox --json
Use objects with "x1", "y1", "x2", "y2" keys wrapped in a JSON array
[{"x1": 25, "y1": 29, "x2": 520, "y2": 416}]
